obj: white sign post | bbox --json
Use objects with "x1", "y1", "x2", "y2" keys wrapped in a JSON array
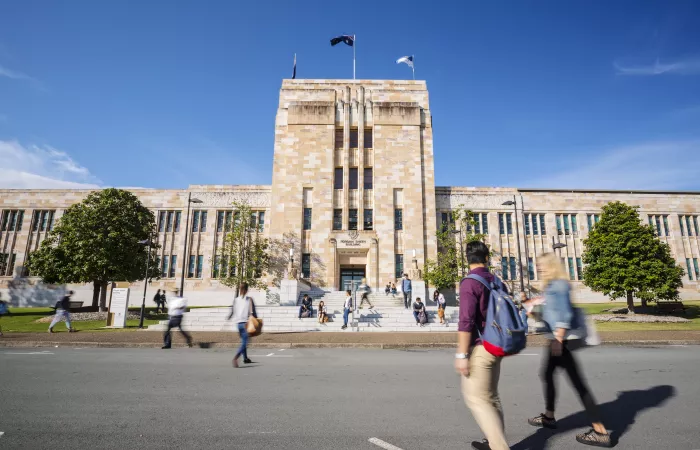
[{"x1": 109, "y1": 288, "x2": 130, "y2": 328}]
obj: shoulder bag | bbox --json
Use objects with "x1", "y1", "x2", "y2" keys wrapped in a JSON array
[{"x1": 246, "y1": 298, "x2": 263, "y2": 336}]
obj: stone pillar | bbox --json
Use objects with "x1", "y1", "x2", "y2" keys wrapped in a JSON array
[
  {"x1": 343, "y1": 86, "x2": 351, "y2": 232},
  {"x1": 371, "y1": 238, "x2": 379, "y2": 291},
  {"x1": 357, "y1": 86, "x2": 365, "y2": 230},
  {"x1": 328, "y1": 238, "x2": 337, "y2": 290}
]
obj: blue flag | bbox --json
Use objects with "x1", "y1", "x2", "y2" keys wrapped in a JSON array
[{"x1": 330, "y1": 35, "x2": 355, "y2": 47}]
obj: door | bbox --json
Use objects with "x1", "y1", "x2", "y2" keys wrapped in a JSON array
[{"x1": 340, "y1": 268, "x2": 365, "y2": 291}]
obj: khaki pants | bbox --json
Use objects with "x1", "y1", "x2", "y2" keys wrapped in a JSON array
[{"x1": 461, "y1": 345, "x2": 508, "y2": 450}]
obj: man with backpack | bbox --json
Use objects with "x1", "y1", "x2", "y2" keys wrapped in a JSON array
[{"x1": 455, "y1": 241, "x2": 525, "y2": 450}]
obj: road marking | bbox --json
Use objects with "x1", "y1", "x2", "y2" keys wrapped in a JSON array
[
  {"x1": 279, "y1": 349, "x2": 286, "y2": 352},
  {"x1": 266, "y1": 352, "x2": 275, "y2": 356},
  {"x1": 369, "y1": 438, "x2": 404, "y2": 450},
  {"x1": 0, "y1": 431, "x2": 4, "y2": 437},
  {"x1": 248, "y1": 354, "x2": 293, "y2": 358},
  {"x1": 3, "y1": 351, "x2": 54, "y2": 355},
  {"x1": 519, "y1": 353, "x2": 539, "y2": 356}
]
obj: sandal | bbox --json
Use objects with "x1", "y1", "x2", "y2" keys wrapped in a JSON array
[
  {"x1": 528, "y1": 413, "x2": 558, "y2": 429},
  {"x1": 575, "y1": 428, "x2": 611, "y2": 447}
]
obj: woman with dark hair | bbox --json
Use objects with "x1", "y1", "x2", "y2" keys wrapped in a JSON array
[
  {"x1": 227, "y1": 282, "x2": 258, "y2": 368},
  {"x1": 527, "y1": 253, "x2": 610, "y2": 448},
  {"x1": 318, "y1": 300, "x2": 328, "y2": 324},
  {"x1": 434, "y1": 289, "x2": 446, "y2": 324}
]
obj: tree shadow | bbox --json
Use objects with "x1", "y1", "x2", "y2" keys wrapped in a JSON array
[{"x1": 511, "y1": 385, "x2": 676, "y2": 449}]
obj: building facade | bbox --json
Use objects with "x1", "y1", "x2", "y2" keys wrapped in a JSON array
[{"x1": 1, "y1": 79, "x2": 699, "y2": 306}]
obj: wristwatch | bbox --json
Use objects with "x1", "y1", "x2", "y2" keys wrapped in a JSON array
[{"x1": 455, "y1": 353, "x2": 468, "y2": 359}]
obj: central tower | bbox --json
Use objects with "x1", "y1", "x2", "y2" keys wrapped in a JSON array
[{"x1": 270, "y1": 79, "x2": 436, "y2": 293}]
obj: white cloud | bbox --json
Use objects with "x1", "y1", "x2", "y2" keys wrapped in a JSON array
[
  {"x1": 614, "y1": 57, "x2": 700, "y2": 76},
  {"x1": 0, "y1": 64, "x2": 37, "y2": 82},
  {"x1": 525, "y1": 141, "x2": 700, "y2": 191},
  {"x1": 0, "y1": 140, "x2": 101, "y2": 189}
]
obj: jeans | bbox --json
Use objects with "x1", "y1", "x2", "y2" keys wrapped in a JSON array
[
  {"x1": 343, "y1": 308, "x2": 351, "y2": 327},
  {"x1": 49, "y1": 310, "x2": 72, "y2": 330},
  {"x1": 235, "y1": 322, "x2": 249, "y2": 360},
  {"x1": 298, "y1": 306, "x2": 313, "y2": 318},
  {"x1": 163, "y1": 315, "x2": 192, "y2": 348},
  {"x1": 413, "y1": 311, "x2": 420, "y2": 323},
  {"x1": 542, "y1": 340, "x2": 601, "y2": 423},
  {"x1": 403, "y1": 291, "x2": 412, "y2": 308}
]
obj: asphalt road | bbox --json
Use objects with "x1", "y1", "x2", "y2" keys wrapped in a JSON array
[{"x1": 0, "y1": 346, "x2": 697, "y2": 450}]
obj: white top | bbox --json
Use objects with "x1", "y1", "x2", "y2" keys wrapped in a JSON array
[
  {"x1": 168, "y1": 296, "x2": 187, "y2": 317},
  {"x1": 230, "y1": 295, "x2": 251, "y2": 324},
  {"x1": 344, "y1": 296, "x2": 353, "y2": 309},
  {"x1": 437, "y1": 293, "x2": 446, "y2": 305},
  {"x1": 318, "y1": 304, "x2": 327, "y2": 314}
]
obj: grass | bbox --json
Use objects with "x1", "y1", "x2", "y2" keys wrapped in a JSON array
[
  {"x1": 575, "y1": 301, "x2": 700, "y2": 332},
  {"x1": 0, "y1": 307, "x2": 165, "y2": 333}
]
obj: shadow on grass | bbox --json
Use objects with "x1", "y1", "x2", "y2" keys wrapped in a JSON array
[{"x1": 511, "y1": 385, "x2": 676, "y2": 449}]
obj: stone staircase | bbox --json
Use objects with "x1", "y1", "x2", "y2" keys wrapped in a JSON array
[{"x1": 298, "y1": 290, "x2": 406, "y2": 310}]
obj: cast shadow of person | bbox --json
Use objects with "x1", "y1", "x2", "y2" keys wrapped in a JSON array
[{"x1": 511, "y1": 385, "x2": 676, "y2": 449}]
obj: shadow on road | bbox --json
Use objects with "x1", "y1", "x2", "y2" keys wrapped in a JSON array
[{"x1": 511, "y1": 385, "x2": 676, "y2": 449}]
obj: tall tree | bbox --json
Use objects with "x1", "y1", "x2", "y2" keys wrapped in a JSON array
[
  {"x1": 582, "y1": 201, "x2": 684, "y2": 312},
  {"x1": 424, "y1": 206, "x2": 486, "y2": 292},
  {"x1": 218, "y1": 201, "x2": 270, "y2": 296},
  {"x1": 27, "y1": 188, "x2": 159, "y2": 310}
]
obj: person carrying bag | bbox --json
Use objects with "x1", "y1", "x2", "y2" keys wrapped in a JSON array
[{"x1": 227, "y1": 282, "x2": 261, "y2": 367}]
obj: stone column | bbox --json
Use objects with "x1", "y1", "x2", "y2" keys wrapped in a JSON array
[
  {"x1": 343, "y1": 86, "x2": 351, "y2": 232},
  {"x1": 357, "y1": 86, "x2": 365, "y2": 230},
  {"x1": 328, "y1": 238, "x2": 338, "y2": 290},
  {"x1": 371, "y1": 238, "x2": 379, "y2": 290}
]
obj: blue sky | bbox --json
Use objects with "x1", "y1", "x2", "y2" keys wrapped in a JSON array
[{"x1": 1, "y1": 0, "x2": 699, "y2": 190}]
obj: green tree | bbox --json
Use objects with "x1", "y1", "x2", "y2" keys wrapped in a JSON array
[
  {"x1": 582, "y1": 201, "x2": 684, "y2": 312},
  {"x1": 424, "y1": 206, "x2": 486, "y2": 292},
  {"x1": 218, "y1": 201, "x2": 270, "y2": 296},
  {"x1": 27, "y1": 188, "x2": 160, "y2": 311}
]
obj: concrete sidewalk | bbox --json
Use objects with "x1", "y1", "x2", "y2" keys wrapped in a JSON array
[{"x1": 0, "y1": 329, "x2": 699, "y2": 349}]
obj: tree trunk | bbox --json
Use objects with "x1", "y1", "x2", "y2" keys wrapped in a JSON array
[
  {"x1": 99, "y1": 280, "x2": 109, "y2": 312},
  {"x1": 91, "y1": 281, "x2": 100, "y2": 309},
  {"x1": 626, "y1": 290, "x2": 635, "y2": 314},
  {"x1": 641, "y1": 297, "x2": 648, "y2": 309}
]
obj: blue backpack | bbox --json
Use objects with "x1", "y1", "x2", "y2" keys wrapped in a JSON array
[{"x1": 464, "y1": 274, "x2": 527, "y2": 357}]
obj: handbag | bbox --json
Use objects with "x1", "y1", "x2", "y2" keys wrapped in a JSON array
[
  {"x1": 245, "y1": 298, "x2": 263, "y2": 337},
  {"x1": 562, "y1": 307, "x2": 599, "y2": 350}
]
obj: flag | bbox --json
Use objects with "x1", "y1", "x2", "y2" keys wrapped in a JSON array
[
  {"x1": 292, "y1": 54, "x2": 297, "y2": 79},
  {"x1": 330, "y1": 35, "x2": 355, "y2": 47},
  {"x1": 396, "y1": 55, "x2": 414, "y2": 68}
]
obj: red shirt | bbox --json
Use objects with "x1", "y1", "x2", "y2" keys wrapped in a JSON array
[{"x1": 458, "y1": 267, "x2": 496, "y2": 346}]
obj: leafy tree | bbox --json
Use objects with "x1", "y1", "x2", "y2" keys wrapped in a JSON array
[
  {"x1": 582, "y1": 201, "x2": 683, "y2": 312},
  {"x1": 218, "y1": 201, "x2": 270, "y2": 296},
  {"x1": 27, "y1": 188, "x2": 159, "y2": 311},
  {"x1": 424, "y1": 206, "x2": 486, "y2": 292}
]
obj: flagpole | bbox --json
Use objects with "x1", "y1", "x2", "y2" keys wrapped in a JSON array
[{"x1": 353, "y1": 35, "x2": 356, "y2": 80}]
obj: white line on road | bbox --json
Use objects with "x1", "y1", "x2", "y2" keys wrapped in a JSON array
[
  {"x1": 369, "y1": 437, "x2": 404, "y2": 450},
  {"x1": 0, "y1": 431, "x2": 4, "y2": 437},
  {"x1": 518, "y1": 353, "x2": 539, "y2": 356},
  {"x1": 279, "y1": 349, "x2": 286, "y2": 352},
  {"x1": 266, "y1": 353, "x2": 275, "y2": 356},
  {"x1": 2, "y1": 351, "x2": 54, "y2": 355}
]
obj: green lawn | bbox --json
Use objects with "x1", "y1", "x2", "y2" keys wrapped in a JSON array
[
  {"x1": 576, "y1": 301, "x2": 700, "y2": 332},
  {"x1": 0, "y1": 307, "x2": 165, "y2": 333}
]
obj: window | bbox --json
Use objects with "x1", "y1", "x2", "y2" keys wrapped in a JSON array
[
  {"x1": 32, "y1": 210, "x2": 55, "y2": 232},
  {"x1": 648, "y1": 215, "x2": 670, "y2": 236},
  {"x1": 333, "y1": 209, "x2": 342, "y2": 230},
  {"x1": 679, "y1": 216, "x2": 686, "y2": 236},
  {"x1": 498, "y1": 213, "x2": 512, "y2": 235},
  {"x1": 664, "y1": 216, "x2": 671, "y2": 236},
  {"x1": 162, "y1": 257, "x2": 169, "y2": 278},
  {"x1": 200, "y1": 211, "x2": 207, "y2": 232},
  {"x1": 528, "y1": 257, "x2": 535, "y2": 280},
  {"x1": 349, "y1": 129, "x2": 358, "y2": 148},
  {"x1": 395, "y1": 209, "x2": 403, "y2": 231},
  {"x1": 159, "y1": 211, "x2": 166, "y2": 232},
  {"x1": 174, "y1": 212, "x2": 181, "y2": 232},
  {"x1": 686, "y1": 216, "x2": 693, "y2": 237},
  {"x1": 349, "y1": 168, "x2": 358, "y2": 190},
  {"x1": 501, "y1": 258, "x2": 509, "y2": 280},
  {"x1": 188, "y1": 255, "x2": 196, "y2": 278},
  {"x1": 686, "y1": 258, "x2": 693, "y2": 281},
  {"x1": 196, "y1": 255, "x2": 204, "y2": 278},
  {"x1": 509, "y1": 257, "x2": 516, "y2": 281},
  {"x1": 166, "y1": 211, "x2": 173, "y2": 232},
  {"x1": 568, "y1": 257, "x2": 575, "y2": 280},
  {"x1": 217, "y1": 211, "x2": 225, "y2": 232},
  {"x1": 501, "y1": 257, "x2": 517, "y2": 281},
  {"x1": 563, "y1": 215, "x2": 571, "y2": 235},
  {"x1": 225, "y1": 211, "x2": 232, "y2": 231},
  {"x1": 467, "y1": 213, "x2": 487, "y2": 234},
  {"x1": 694, "y1": 258, "x2": 700, "y2": 281},
  {"x1": 571, "y1": 215, "x2": 578, "y2": 233},
  {"x1": 301, "y1": 253, "x2": 311, "y2": 278},
  {"x1": 556, "y1": 215, "x2": 563, "y2": 235},
  {"x1": 540, "y1": 214, "x2": 546, "y2": 235},
  {"x1": 499, "y1": 213, "x2": 505, "y2": 235},
  {"x1": 363, "y1": 168, "x2": 373, "y2": 189},
  {"x1": 576, "y1": 257, "x2": 583, "y2": 280},
  {"x1": 364, "y1": 128, "x2": 373, "y2": 149},
  {"x1": 680, "y1": 215, "x2": 698, "y2": 237},
  {"x1": 213, "y1": 255, "x2": 221, "y2": 278},
  {"x1": 441, "y1": 212, "x2": 450, "y2": 232},
  {"x1": 348, "y1": 209, "x2": 358, "y2": 230},
  {"x1": 335, "y1": 128, "x2": 344, "y2": 148},
  {"x1": 482, "y1": 213, "x2": 489, "y2": 234},
  {"x1": 526, "y1": 213, "x2": 545, "y2": 235},
  {"x1": 0, "y1": 253, "x2": 16, "y2": 276},
  {"x1": 1, "y1": 210, "x2": 24, "y2": 232},
  {"x1": 506, "y1": 213, "x2": 512, "y2": 235},
  {"x1": 334, "y1": 168, "x2": 343, "y2": 189},
  {"x1": 524, "y1": 214, "x2": 530, "y2": 235},
  {"x1": 249, "y1": 213, "x2": 257, "y2": 229},
  {"x1": 169, "y1": 256, "x2": 177, "y2": 278},
  {"x1": 192, "y1": 211, "x2": 200, "y2": 232},
  {"x1": 695, "y1": 216, "x2": 700, "y2": 236},
  {"x1": 303, "y1": 208, "x2": 312, "y2": 230},
  {"x1": 364, "y1": 209, "x2": 373, "y2": 230},
  {"x1": 556, "y1": 214, "x2": 577, "y2": 235},
  {"x1": 395, "y1": 254, "x2": 404, "y2": 280}
]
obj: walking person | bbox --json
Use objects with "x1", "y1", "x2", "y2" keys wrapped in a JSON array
[
  {"x1": 401, "y1": 274, "x2": 412, "y2": 309},
  {"x1": 160, "y1": 290, "x2": 167, "y2": 313},
  {"x1": 527, "y1": 253, "x2": 611, "y2": 447},
  {"x1": 153, "y1": 289, "x2": 162, "y2": 313},
  {"x1": 0, "y1": 293, "x2": 9, "y2": 336},
  {"x1": 48, "y1": 291, "x2": 76, "y2": 333},
  {"x1": 358, "y1": 278, "x2": 374, "y2": 309},
  {"x1": 162, "y1": 288, "x2": 193, "y2": 349},
  {"x1": 341, "y1": 289, "x2": 352, "y2": 330},
  {"x1": 455, "y1": 241, "x2": 509, "y2": 450},
  {"x1": 227, "y1": 282, "x2": 257, "y2": 368},
  {"x1": 434, "y1": 289, "x2": 447, "y2": 324}
]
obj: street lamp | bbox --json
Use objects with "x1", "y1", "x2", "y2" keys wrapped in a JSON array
[
  {"x1": 519, "y1": 193, "x2": 531, "y2": 296},
  {"x1": 137, "y1": 238, "x2": 152, "y2": 329},
  {"x1": 502, "y1": 197, "x2": 525, "y2": 294},
  {"x1": 553, "y1": 242, "x2": 567, "y2": 251},
  {"x1": 452, "y1": 229, "x2": 465, "y2": 277},
  {"x1": 179, "y1": 193, "x2": 203, "y2": 296}
]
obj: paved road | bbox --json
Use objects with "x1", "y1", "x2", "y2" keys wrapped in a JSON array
[{"x1": 0, "y1": 346, "x2": 697, "y2": 449}]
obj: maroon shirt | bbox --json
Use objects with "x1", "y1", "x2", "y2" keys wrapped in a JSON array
[{"x1": 458, "y1": 267, "x2": 496, "y2": 347}]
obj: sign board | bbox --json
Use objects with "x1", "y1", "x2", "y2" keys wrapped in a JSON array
[
  {"x1": 337, "y1": 230, "x2": 369, "y2": 248},
  {"x1": 109, "y1": 288, "x2": 130, "y2": 328}
]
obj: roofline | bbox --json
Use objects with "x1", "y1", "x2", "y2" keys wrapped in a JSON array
[{"x1": 516, "y1": 187, "x2": 700, "y2": 195}]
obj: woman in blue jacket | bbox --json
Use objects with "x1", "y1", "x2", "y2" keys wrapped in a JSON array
[{"x1": 527, "y1": 253, "x2": 611, "y2": 448}]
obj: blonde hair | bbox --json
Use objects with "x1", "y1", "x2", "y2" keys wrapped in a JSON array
[{"x1": 538, "y1": 253, "x2": 569, "y2": 287}]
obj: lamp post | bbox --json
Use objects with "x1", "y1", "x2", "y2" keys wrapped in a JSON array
[
  {"x1": 520, "y1": 193, "x2": 531, "y2": 296},
  {"x1": 452, "y1": 229, "x2": 465, "y2": 277},
  {"x1": 553, "y1": 242, "x2": 567, "y2": 251},
  {"x1": 179, "y1": 193, "x2": 202, "y2": 296},
  {"x1": 502, "y1": 197, "x2": 525, "y2": 294},
  {"x1": 137, "y1": 238, "x2": 152, "y2": 329}
]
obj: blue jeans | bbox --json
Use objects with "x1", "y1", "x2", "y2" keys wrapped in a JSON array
[
  {"x1": 413, "y1": 311, "x2": 420, "y2": 323},
  {"x1": 343, "y1": 308, "x2": 350, "y2": 327},
  {"x1": 235, "y1": 322, "x2": 249, "y2": 360},
  {"x1": 49, "y1": 310, "x2": 72, "y2": 330},
  {"x1": 298, "y1": 306, "x2": 313, "y2": 318}
]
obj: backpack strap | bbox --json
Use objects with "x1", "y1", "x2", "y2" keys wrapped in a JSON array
[{"x1": 464, "y1": 273, "x2": 492, "y2": 290}]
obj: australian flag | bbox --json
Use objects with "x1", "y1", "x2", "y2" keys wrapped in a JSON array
[{"x1": 330, "y1": 35, "x2": 355, "y2": 47}]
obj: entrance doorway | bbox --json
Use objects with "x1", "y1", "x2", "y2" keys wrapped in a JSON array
[{"x1": 340, "y1": 267, "x2": 365, "y2": 291}]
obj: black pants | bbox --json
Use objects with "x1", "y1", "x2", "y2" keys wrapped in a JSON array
[
  {"x1": 163, "y1": 316, "x2": 192, "y2": 348},
  {"x1": 542, "y1": 340, "x2": 601, "y2": 423},
  {"x1": 403, "y1": 292, "x2": 411, "y2": 308}
]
